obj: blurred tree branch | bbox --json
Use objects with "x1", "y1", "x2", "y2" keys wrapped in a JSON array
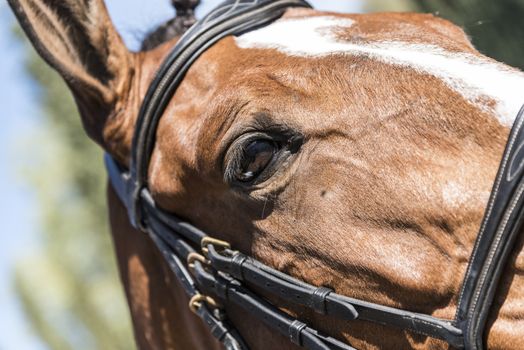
[{"x1": 413, "y1": 0, "x2": 524, "y2": 70}]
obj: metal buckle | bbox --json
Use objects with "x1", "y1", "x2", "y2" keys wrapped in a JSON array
[
  {"x1": 187, "y1": 252, "x2": 208, "y2": 270},
  {"x1": 188, "y1": 293, "x2": 219, "y2": 314},
  {"x1": 201, "y1": 237, "x2": 231, "y2": 258}
]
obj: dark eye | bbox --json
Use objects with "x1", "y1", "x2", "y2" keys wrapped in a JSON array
[
  {"x1": 235, "y1": 139, "x2": 277, "y2": 182},
  {"x1": 224, "y1": 130, "x2": 303, "y2": 188}
]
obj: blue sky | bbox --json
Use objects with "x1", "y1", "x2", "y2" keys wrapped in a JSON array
[{"x1": 0, "y1": 1, "x2": 362, "y2": 349}]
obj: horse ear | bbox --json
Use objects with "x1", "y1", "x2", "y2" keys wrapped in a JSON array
[{"x1": 8, "y1": 0, "x2": 133, "y2": 148}]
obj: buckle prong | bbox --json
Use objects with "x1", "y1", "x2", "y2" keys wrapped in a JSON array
[
  {"x1": 187, "y1": 252, "x2": 208, "y2": 270},
  {"x1": 201, "y1": 237, "x2": 231, "y2": 257},
  {"x1": 189, "y1": 293, "x2": 219, "y2": 314}
]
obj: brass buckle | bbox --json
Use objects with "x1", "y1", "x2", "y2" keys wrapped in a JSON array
[
  {"x1": 187, "y1": 252, "x2": 208, "y2": 270},
  {"x1": 201, "y1": 237, "x2": 231, "y2": 257},
  {"x1": 188, "y1": 293, "x2": 219, "y2": 314}
]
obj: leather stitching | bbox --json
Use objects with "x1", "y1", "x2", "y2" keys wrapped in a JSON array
[{"x1": 455, "y1": 111, "x2": 524, "y2": 321}]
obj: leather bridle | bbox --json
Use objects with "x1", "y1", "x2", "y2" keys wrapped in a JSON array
[{"x1": 104, "y1": 0, "x2": 524, "y2": 348}]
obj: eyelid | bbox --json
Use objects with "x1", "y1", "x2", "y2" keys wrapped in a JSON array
[
  {"x1": 223, "y1": 130, "x2": 304, "y2": 189},
  {"x1": 218, "y1": 116, "x2": 298, "y2": 166},
  {"x1": 223, "y1": 132, "x2": 275, "y2": 169},
  {"x1": 223, "y1": 132, "x2": 275, "y2": 183}
]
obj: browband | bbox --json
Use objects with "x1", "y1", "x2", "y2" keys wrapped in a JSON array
[{"x1": 104, "y1": 0, "x2": 524, "y2": 348}]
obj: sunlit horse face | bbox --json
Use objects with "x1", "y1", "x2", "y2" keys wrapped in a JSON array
[{"x1": 10, "y1": 0, "x2": 524, "y2": 349}]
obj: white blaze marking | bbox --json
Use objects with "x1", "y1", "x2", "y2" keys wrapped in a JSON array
[{"x1": 235, "y1": 16, "x2": 524, "y2": 126}]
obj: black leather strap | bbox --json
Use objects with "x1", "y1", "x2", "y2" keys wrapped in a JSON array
[
  {"x1": 206, "y1": 246, "x2": 464, "y2": 347},
  {"x1": 456, "y1": 105, "x2": 524, "y2": 350},
  {"x1": 130, "y1": 0, "x2": 311, "y2": 229},
  {"x1": 289, "y1": 320, "x2": 308, "y2": 346},
  {"x1": 145, "y1": 200, "x2": 358, "y2": 350},
  {"x1": 106, "y1": 151, "x2": 465, "y2": 349},
  {"x1": 207, "y1": 246, "x2": 359, "y2": 320},
  {"x1": 191, "y1": 261, "x2": 355, "y2": 350},
  {"x1": 311, "y1": 287, "x2": 333, "y2": 315},
  {"x1": 103, "y1": 0, "x2": 524, "y2": 346},
  {"x1": 145, "y1": 219, "x2": 248, "y2": 349}
]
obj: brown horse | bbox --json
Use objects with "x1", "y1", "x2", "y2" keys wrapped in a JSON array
[{"x1": 8, "y1": 0, "x2": 524, "y2": 349}]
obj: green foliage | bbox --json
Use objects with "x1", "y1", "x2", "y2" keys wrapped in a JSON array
[
  {"x1": 365, "y1": 0, "x2": 414, "y2": 12},
  {"x1": 12, "y1": 33, "x2": 135, "y2": 350},
  {"x1": 413, "y1": 0, "x2": 524, "y2": 70}
]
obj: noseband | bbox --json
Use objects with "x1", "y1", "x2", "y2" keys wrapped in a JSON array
[{"x1": 105, "y1": 0, "x2": 524, "y2": 348}]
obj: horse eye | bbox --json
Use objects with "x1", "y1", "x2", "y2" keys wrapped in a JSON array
[{"x1": 236, "y1": 139, "x2": 277, "y2": 182}]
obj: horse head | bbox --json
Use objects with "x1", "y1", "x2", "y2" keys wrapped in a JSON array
[{"x1": 9, "y1": 0, "x2": 524, "y2": 349}]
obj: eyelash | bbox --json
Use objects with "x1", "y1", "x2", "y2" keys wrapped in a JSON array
[
  {"x1": 223, "y1": 134, "x2": 277, "y2": 184},
  {"x1": 223, "y1": 132, "x2": 304, "y2": 188}
]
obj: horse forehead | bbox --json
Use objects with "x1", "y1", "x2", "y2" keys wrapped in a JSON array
[
  {"x1": 237, "y1": 10, "x2": 475, "y2": 50},
  {"x1": 232, "y1": 11, "x2": 524, "y2": 127}
]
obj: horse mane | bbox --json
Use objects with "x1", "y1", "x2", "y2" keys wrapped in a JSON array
[{"x1": 141, "y1": 0, "x2": 200, "y2": 50}]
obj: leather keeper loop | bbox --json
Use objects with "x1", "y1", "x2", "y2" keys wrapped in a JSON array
[
  {"x1": 215, "y1": 275, "x2": 229, "y2": 301},
  {"x1": 289, "y1": 320, "x2": 307, "y2": 346},
  {"x1": 131, "y1": 186, "x2": 146, "y2": 231},
  {"x1": 311, "y1": 286, "x2": 333, "y2": 315},
  {"x1": 230, "y1": 254, "x2": 247, "y2": 280},
  {"x1": 209, "y1": 321, "x2": 228, "y2": 341}
]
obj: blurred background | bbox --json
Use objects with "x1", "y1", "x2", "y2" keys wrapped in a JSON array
[{"x1": 0, "y1": 0, "x2": 522, "y2": 349}]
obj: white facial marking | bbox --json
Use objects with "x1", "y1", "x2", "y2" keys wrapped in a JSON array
[{"x1": 235, "y1": 16, "x2": 524, "y2": 126}]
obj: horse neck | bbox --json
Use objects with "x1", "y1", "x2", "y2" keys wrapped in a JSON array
[{"x1": 107, "y1": 187, "x2": 222, "y2": 350}]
